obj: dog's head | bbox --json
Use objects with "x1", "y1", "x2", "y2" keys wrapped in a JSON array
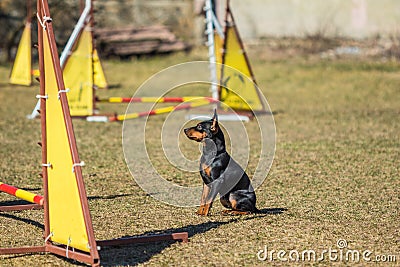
[{"x1": 184, "y1": 109, "x2": 219, "y2": 142}]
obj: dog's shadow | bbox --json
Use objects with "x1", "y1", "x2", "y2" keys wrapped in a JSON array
[
  {"x1": 99, "y1": 207, "x2": 287, "y2": 266},
  {"x1": 256, "y1": 207, "x2": 288, "y2": 215},
  {"x1": 0, "y1": 199, "x2": 286, "y2": 266}
]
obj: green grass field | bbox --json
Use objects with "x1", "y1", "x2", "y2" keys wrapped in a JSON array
[{"x1": 0, "y1": 47, "x2": 399, "y2": 266}]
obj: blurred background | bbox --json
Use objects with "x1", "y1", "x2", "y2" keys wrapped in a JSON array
[{"x1": 1, "y1": 0, "x2": 400, "y2": 62}]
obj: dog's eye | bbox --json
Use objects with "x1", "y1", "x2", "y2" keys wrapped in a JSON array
[{"x1": 197, "y1": 125, "x2": 202, "y2": 130}]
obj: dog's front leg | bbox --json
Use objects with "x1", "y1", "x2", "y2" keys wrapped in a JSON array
[
  {"x1": 197, "y1": 183, "x2": 211, "y2": 215},
  {"x1": 197, "y1": 179, "x2": 223, "y2": 216}
]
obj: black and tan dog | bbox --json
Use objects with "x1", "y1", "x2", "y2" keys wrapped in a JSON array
[{"x1": 184, "y1": 110, "x2": 258, "y2": 215}]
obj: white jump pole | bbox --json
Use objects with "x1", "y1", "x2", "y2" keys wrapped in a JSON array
[{"x1": 27, "y1": 0, "x2": 92, "y2": 119}]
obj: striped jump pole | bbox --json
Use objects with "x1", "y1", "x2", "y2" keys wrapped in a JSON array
[
  {"x1": 109, "y1": 97, "x2": 218, "y2": 122},
  {"x1": 0, "y1": 182, "x2": 44, "y2": 205},
  {"x1": 96, "y1": 96, "x2": 210, "y2": 104}
]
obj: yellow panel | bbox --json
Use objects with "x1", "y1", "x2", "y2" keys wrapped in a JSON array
[
  {"x1": 43, "y1": 30, "x2": 90, "y2": 253},
  {"x1": 214, "y1": 32, "x2": 223, "y2": 83},
  {"x1": 63, "y1": 27, "x2": 93, "y2": 116},
  {"x1": 9, "y1": 23, "x2": 32, "y2": 86},
  {"x1": 93, "y1": 49, "x2": 108, "y2": 89},
  {"x1": 220, "y1": 26, "x2": 263, "y2": 112},
  {"x1": 215, "y1": 33, "x2": 223, "y2": 64},
  {"x1": 32, "y1": 69, "x2": 40, "y2": 77}
]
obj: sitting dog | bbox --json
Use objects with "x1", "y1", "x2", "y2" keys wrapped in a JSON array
[{"x1": 184, "y1": 109, "x2": 258, "y2": 215}]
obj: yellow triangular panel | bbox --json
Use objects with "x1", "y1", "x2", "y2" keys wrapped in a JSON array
[
  {"x1": 43, "y1": 30, "x2": 90, "y2": 253},
  {"x1": 93, "y1": 49, "x2": 108, "y2": 89},
  {"x1": 32, "y1": 69, "x2": 40, "y2": 78},
  {"x1": 220, "y1": 26, "x2": 263, "y2": 112},
  {"x1": 9, "y1": 23, "x2": 32, "y2": 86},
  {"x1": 214, "y1": 32, "x2": 224, "y2": 83},
  {"x1": 63, "y1": 27, "x2": 93, "y2": 116}
]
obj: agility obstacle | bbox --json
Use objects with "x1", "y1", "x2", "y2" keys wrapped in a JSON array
[
  {"x1": 9, "y1": 0, "x2": 33, "y2": 86},
  {"x1": 0, "y1": 182, "x2": 43, "y2": 206},
  {"x1": 218, "y1": 0, "x2": 265, "y2": 113},
  {"x1": 27, "y1": 0, "x2": 107, "y2": 119},
  {"x1": 96, "y1": 0, "x2": 265, "y2": 122},
  {"x1": 97, "y1": 96, "x2": 210, "y2": 103},
  {"x1": 9, "y1": 0, "x2": 107, "y2": 90},
  {"x1": 0, "y1": 182, "x2": 43, "y2": 212},
  {"x1": 109, "y1": 97, "x2": 218, "y2": 122},
  {"x1": 0, "y1": 1, "x2": 188, "y2": 265},
  {"x1": 26, "y1": 0, "x2": 265, "y2": 123},
  {"x1": 85, "y1": 97, "x2": 216, "y2": 122},
  {"x1": 87, "y1": 97, "x2": 217, "y2": 122}
]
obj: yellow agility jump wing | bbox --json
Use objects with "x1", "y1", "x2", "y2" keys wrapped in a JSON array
[
  {"x1": 63, "y1": 26, "x2": 94, "y2": 116},
  {"x1": 214, "y1": 32, "x2": 224, "y2": 84},
  {"x1": 93, "y1": 48, "x2": 108, "y2": 89},
  {"x1": 9, "y1": 23, "x2": 32, "y2": 86},
  {"x1": 41, "y1": 22, "x2": 96, "y2": 254},
  {"x1": 219, "y1": 8, "x2": 264, "y2": 112}
]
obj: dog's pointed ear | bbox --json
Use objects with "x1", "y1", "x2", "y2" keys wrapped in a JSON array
[
  {"x1": 211, "y1": 109, "x2": 218, "y2": 132},
  {"x1": 212, "y1": 108, "x2": 218, "y2": 121}
]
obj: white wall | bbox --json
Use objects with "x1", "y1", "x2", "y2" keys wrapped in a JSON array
[{"x1": 215, "y1": 0, "x2": 400, "y2": 39}]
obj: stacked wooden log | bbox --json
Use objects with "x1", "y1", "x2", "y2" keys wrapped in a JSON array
[{"x1": 94, "y1": 25, "x2": 191, "y2": 58}]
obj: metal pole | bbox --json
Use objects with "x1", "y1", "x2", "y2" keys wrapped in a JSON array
[
  {"x1": 204, "y1": 0, "x2": 219, "y2": 100},
  {"x1": 60, "y1": 0, "x2": 91, "y2": 67},
  {"x1": 28, "y1": 0, "x2": 92, "y2": 119}
]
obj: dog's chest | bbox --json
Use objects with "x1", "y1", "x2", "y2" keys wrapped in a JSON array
[
  {"x1": 199, "y1": 151, "x2": 230, "y2": 184},
  {"x1": 199, "y1": 153, "x2": 217, "y2": 184}
]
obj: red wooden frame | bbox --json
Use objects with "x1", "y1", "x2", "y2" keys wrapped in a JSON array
[{"x1": 0, "y1": 1, "x2": 188, "y2": 266}]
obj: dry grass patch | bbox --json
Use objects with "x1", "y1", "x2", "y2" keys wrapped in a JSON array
[{"x1": 0, "y1": 49, "x2": 399, "y2": 266}]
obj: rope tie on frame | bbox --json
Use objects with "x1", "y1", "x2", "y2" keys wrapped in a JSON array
[
  {"x1": 37, "y1": 13, "x2": 52, "y2": 29},
  {"x1": 42, "y1": 163, "x2": 52, "y2": 168},
  {"x1": 57, "y1": 89, "x2": 70, "y2": 100},
  {"x1": 72, "y1": 161, "x2": 85, "y2": 173},
  {"x1": 36, "y1": 94, "x2": 48, "y2": 99},
  {"x1": 66, "y1": 237, "x2": 71, "y2": 258},
  {"x1": 44, "y1": 232, "x2": 53, "y2": 243}
]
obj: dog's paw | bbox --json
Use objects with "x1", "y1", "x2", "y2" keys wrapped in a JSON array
[
  {"x1": 196, "y1": 210, "x2": 208, "y2": 216},
  {"x1": 196, "y1": 206, "x2": 209, "y2": 216},
  {"x1": 196, "y1": 204, "x2": 212, "y2": 216}
]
